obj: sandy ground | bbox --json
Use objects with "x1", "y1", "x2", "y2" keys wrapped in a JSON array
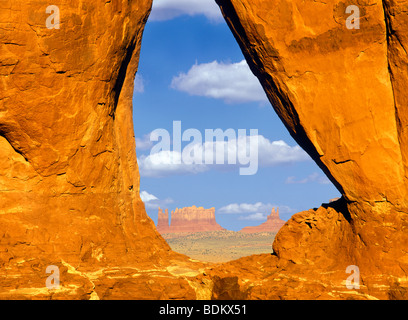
[{"x1": 163, "y1": 230, "x2": 276, "y2": 263}]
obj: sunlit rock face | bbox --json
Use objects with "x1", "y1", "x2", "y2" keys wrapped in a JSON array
[
  {"x1": 211, "y1": 0, "x2": 408, "y2": 298},
  {"x1": 0, "y1": 0, "x2": 205, "y2": 299},
  {"x1": 2, "y1": 0, "x2": 408, "y2": 300}
]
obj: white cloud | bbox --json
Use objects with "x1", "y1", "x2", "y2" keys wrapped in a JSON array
[
  {"x1": 138, "y1": 151, "x2": 209, "y2": 177},
  {"x1": 285, "y1": 172, "x2": 331, "y2": 185},
  {"x1": 136, "y1": 133, "x2": 154, "y2": 151},
  {"x1": 140, "y1": 190, "x2": 158, "y2": 202},
  {"x1": 257, "y1": 137, "x2": 310, "y2": 166},
  {"x1": 238, "y1": 213, "x2": 267, "y2": 221},
  {"x1": 140, "y1": 190, "x2": 174, "y2": 210},
  {"x1": 136, "y1": 133, "x2": 310, "y2": 177},
  {"x1": 171, "y1": 60, "x2": 268, "y2": 104},
  {"x1": 134, "y1": 74, "x2": 144, "y2": 94},
  {"x1": 149, "y1": 0, "x2": 223, "y2": 22},
  {"x1": 218, "y1": 202, "x2": 294, "y2": 215},
  {"x1": 218, "y1": 202, "x2": 294, "y2": 221},
  {"x1": 218, "y1": 202, "x2": 272, "y2": 214}
]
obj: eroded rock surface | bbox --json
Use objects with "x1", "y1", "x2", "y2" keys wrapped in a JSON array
[
  {"x1": 0, "y1": 0, "x2": 205, "y2": 299},
  {"x1": 2, "y1": 0, "x2": 408, "y2": 300},
  {"x1": 210, "y1": 0, "x2": 408, "y2": 298}
]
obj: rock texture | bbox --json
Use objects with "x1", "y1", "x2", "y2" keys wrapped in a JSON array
[
  {"x1": 0, "y1": 0, "x2": 205, "y2": 299},
  {"x1": 240, "y1": 208, "x2": 285, "y2": 233},
  {"x1": 209, "y1": 0, "x2": 408, "y2": 298},
  {"x1": 195, "y1": 201, "x2": 408, "y2": 300},
  {"x1": 4, "y1": 0, "x2": 408, "y2": 300},
  {"x1": 157, "y1": 206, "x2": 224, "y2": 234}
]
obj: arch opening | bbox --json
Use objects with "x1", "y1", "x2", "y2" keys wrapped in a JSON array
[{"x1": 134, "y1": 2, "x2": 341, "y2": 263}]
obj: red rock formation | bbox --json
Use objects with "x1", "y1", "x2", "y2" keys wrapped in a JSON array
[
  {"x1": 198, "y1": 201, "x2": 400, "y2": 300},
  {"x1": 0, "y1": 0, "x2": 205, "y2": 300},
  {"x1": 157, "y1": 206, "x2": 224, "y2": 234},
  {"x1": 203, "y1": 0, "x2": 408, "y2": 298},
  {"x1": 240, "y1": 208, "x2": 285, "y2": 233},
  {"x1": 157, "y1": 208, "x2": 171, "y2": 234},
  {"x1": 5, "y1": 0, "x2": 408, "y2": 300}
]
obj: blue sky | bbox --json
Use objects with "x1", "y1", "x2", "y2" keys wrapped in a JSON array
[{"x1": 133, "y1": 0, "x2": 341, "y2": 231}]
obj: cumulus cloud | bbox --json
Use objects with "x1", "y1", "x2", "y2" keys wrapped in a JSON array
[
  {"x1": 285, "y1": 172, "x2": 331, "y2": 185},
  {"x1": 218, "y1": 202, "x2": 294, "y2": 215},
  {"x1": 238, "y1": 213, "x2": 268, "y2": 221},
  {"x1": 138, "y1": 151, "x2": 209, "y2": 177},
  {"x1": 136, "y1": 132, "x2": 154, "y2": 151},
  {"x1": 140, "y1": 190, "x2": 174, "y2": 210},
  {"x1": 140, "y1": 190, "x2": 158, "y2": 202},
  {"x1": 134, "y1": 74, "x2": 144, "y2": 94},
  {"x1": 171, "y1": 60, "x2": 268, "y2": 104},
  {"x1": 257, "y1": 137, "x2": 310, "y2": 166},
  {"x1": 218, "y1": 202, "x2": 272, "y2": 214},
  {"x1": 137, "y1": 133, "x2": 310, "y2": 177},
  {"x1": 149, "y1": 0, "x2": 223, "y2": 22},
  {"x1": 218, "y1": 202, "x2": 294, "y2": 221}
]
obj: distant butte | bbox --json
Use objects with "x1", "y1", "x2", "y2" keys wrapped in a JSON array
[
  {"x1": 240, "y1": 208, "x2": 286, "y2": 234},
  {"x1": 157, "y1": 206, "x2": 224, "y2": 234}
]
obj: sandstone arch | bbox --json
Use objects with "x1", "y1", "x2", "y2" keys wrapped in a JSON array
[
  {"x1": 207, "y1": 0, "x2": 408, "y2": 299},
  {"x1": 1, "y1": 0, "x2": 408, "y2": 299}
]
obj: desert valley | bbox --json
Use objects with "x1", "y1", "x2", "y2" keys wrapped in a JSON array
[{"x1": 157, "y1": 206, "x2": 285, "y2": 263}]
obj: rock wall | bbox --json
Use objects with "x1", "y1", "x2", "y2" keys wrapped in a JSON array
[
  {"x1": 240, "y1": 208, "x2": 285, "y2": 233},
  {"x1": 157, "y1": 206, "x2": 224, "y2": 234},
  {"x1": 3, "y1": 0, "x2": 408, "y2": 300},
  {"x1": 208, "y1": 0, "x2": 408, "y2": 298},
  {"x1": 0, "y1": 0, "x2": 205, "y2": 299}
]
